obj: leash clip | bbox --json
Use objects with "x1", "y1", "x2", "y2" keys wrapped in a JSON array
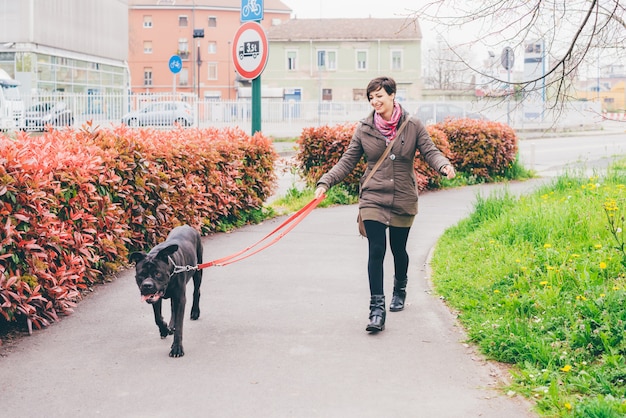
[{"x1": 169, "y1": 256, "x2": 199, "y2": 276}]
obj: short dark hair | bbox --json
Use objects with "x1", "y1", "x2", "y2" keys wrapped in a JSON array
[{"x1": 366, "y1": 77, "x2": 396, "y2": 101}]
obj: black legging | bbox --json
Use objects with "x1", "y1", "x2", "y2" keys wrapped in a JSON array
[{"x1": 363, "y1": 220, "x2": 410, "y2": 296}]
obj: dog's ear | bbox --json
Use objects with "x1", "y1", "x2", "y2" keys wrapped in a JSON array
[
  {"x1": 129, "y1": 251, "x2": 147, "y2": 264},
  {"x1": 156, "y1": 244, "x2": 179, "y2": 262}
]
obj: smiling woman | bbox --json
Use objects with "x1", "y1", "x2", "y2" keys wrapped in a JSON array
[{"x1": 313, "y1": 75, "x2": 455, "y2": 334}]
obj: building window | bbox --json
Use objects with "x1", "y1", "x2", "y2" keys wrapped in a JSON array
[
  {"x1": 207, "y1": 62, "x2": 218, "y2": 80},
  {"x1": 322, "y1": 88, "x2": 332, "y2": 100},
  {"x1": 178, "y1": 38, "x2": 189, "y2": 59},
  {"x1": 179, "y1": 68, "x2": 189, "y2": 86},
  {"x1": 143, "y1": 41, "x2": 153, "y2": 54},
  {"x1": 144, "y1": 68, "x2": 153, "y2": 86},
  {"x1": 391, "y1": 50, "x2": 403, "y2": 71},
  {"x1": 207, "y1": 41, "x2": 217, "y2": 54},
  {"x1": 287, "y1": 50, "x2": 297, "y2": 70},
  {"x1": 353, "y1": 88, "x2": 367, "y2": 101},
  {"x1": 179, "y1": 15, "x2": 188, "y2": 26},
  {"x1": 317, "y1": 50, "x2": 337, "y2": 71},
  {"x1": 356, "y1": 50, "x2": 367, "y2": 70},
  {"x1": 143, "y1": 15, "x2": 152, "y2": 28},
  {"x1": 208, "y1": 16, "x2": 217, "y2": 27}
]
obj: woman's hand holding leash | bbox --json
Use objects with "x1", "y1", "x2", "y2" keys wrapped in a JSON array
[
  {"x1": 441, "y1": 164, "x2": 456, "y2": 179},
  {"x1": 315, "y1": 186, "x2": 327, "y2": 199}
]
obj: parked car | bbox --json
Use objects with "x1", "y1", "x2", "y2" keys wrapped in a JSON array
[
  {"x1": 415, "y1": 103, "x2": 486, "y2": 125},
  {"x1": 121, "y1": 101, "x2": 194, "y2": 127},
  {"x1": 23, "y1": 101, "x2": 74, "y2": 131}
]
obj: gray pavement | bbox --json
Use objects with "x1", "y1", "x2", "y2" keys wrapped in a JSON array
[{"x1": 0, "y1": 180, "x2": 544, "y2": 418}]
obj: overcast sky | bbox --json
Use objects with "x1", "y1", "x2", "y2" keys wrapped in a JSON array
[{"x1": 279, "y1": 0, "x2": 423, "y2": 20}]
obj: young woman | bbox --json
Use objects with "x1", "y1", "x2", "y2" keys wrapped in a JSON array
[{"x1": 314, "y1": 76, "x2": 456, "y2": 333}]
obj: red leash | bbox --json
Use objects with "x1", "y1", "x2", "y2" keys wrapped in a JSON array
[{"x1": 190, "y1": 194, "x2": 325, "y2": 270}]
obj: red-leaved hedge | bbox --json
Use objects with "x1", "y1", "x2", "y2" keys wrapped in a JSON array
[
  {"x1": 435, "y1": 118, "x2": 518, "y2": 181},
  {"x1": 0, "y1": 125, "x2": 277, "y2": 333}
]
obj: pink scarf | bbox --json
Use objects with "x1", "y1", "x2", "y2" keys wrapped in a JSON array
[{"x1": 374, "y1": 102, "x2": 402, "y2": 144}]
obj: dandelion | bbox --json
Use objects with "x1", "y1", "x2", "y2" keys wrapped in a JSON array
[
  {"x1": 540, "y1": 281, "x2": 548, "y2": 286},
  {"x1": 544, "y1": 243, "x2": 552, "y2": 249},
  {"x1": 561, "y1": 365, "x2": 572, "y2": 372},
  {"x1": 493, "y1": 289, "x2": 500, "y2": 294},
  {"x1": 564, "y1": 402, "x2": 572, "y2": 410},
  {"x1": 515, "y1": 259, "x2": 521, "y2": 263},
  {"x1": 595, "y1": 244, "x2": 603, "y2": 249},
  {"x1": 600, "y1": 262, "x2": 607, "y2": 269}
]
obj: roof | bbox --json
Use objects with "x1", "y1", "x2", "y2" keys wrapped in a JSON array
[
  {"x1": 127, "y1": 0, "x2": 291, "y2": 12},
  {"x1": 266, "y1": 18, "x2": 422, "y2": 41}
]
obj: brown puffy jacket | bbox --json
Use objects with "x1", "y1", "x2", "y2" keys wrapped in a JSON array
[{"x1": 317, "y1": 107, "x2": 451, "y2": 225}]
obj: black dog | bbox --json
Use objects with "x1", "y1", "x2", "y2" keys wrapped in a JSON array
[{"x1": 129, "y1": 225, "x2": 203, "y2": 357}]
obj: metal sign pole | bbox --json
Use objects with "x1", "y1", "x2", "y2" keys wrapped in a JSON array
[{"x1": 252, "y1": 75, "x2": 261, "y2": 134}]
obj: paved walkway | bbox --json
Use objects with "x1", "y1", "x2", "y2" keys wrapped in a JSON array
[{"x1": 0, "y1": 178, "x2": 546, "y2": 417}]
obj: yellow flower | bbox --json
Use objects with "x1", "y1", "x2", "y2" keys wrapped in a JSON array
[
  {"x1": 540, "y1": 281, "x2": 548, "y2": 286},
  {"x1": 600, "y1": 262, "x2": 607, "y2": 269},
  {"x1": 544, "y1": 243, "x2": 552, "y2": 249},
  {"x1": 564, "y1": 402, "x2": 572, "y2": 410},
  {"x1": 594, "y1": 244, "x2": 602, "y2": 249},
  {"x1": 561, "y1": 365, "x2": 572, "y2": 372},
  {"x1": 493, "y1": 289, "x2": 500, "y2": 294}
]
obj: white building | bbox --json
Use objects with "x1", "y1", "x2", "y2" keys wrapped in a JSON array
[{"x1": 0, "y1": 0, "x2": 129, "y2": 96}]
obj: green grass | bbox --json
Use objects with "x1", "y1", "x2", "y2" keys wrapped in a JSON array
[
  {"x1": 430, "y1": 164, "x2": 626, "y2": 417},
  {"x1": 270, "y1": 183, "x2": 357, "y2": 214}
]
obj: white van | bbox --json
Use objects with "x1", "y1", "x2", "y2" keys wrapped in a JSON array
[{"x1": 0, "y1": 69, "x2": 25, "y2": 130}]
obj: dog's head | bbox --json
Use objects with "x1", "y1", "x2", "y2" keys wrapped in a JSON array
[{"x1": 129, "y1": 244, "x2": 179, "y2": 304}]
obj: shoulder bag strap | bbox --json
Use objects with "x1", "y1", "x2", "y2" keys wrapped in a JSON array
[{"x1": 361, "y1": 115, "x2": 411, "y2": 189}]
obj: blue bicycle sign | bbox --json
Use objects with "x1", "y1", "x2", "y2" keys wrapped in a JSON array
[
  {"x1": 168, "y1": 55, "x2": 182, "y2": 74},
  {"x1": 241, "y1": 0, "x2": 263, "y2": 22}
]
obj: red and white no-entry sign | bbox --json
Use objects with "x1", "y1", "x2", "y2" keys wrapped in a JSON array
[{"x1": 232, "y1": 21, "x2": 269, "y2": 80}]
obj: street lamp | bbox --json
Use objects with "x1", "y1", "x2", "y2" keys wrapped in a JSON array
[{"x1": 193, "y1": 28, "x2": 204, "y2": 98}]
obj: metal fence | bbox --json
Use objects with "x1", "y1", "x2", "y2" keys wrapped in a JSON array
[{"x1": 15, "y1": 92, "x2": 603, "y2": 138}]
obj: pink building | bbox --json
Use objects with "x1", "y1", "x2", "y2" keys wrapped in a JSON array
[{"x1": 128, "y1": 0, "x2": 291, "y2": 99}]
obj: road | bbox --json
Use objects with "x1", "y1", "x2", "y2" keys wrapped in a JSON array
[{"x1": 2, "y1": 127, "x2": 626, "y2": 417}]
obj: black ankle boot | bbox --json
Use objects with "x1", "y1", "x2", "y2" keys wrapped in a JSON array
[
  {"x1": 389, "y1": 277, "x2": 407, "y2": 312},
  {"x1": 366, "y1": 295, "x2": 386, "y2": 332}
]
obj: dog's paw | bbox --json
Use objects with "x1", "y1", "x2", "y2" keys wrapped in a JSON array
[
  {"x1": 169, "y1": 344, "x2": 185, "y2": 358},
  {"x1": 190, "y1": 309, "x2": 200, "y2": 320},
  {"x1": 159, "y1": 325, "x2": 173, "y2": 339}
]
